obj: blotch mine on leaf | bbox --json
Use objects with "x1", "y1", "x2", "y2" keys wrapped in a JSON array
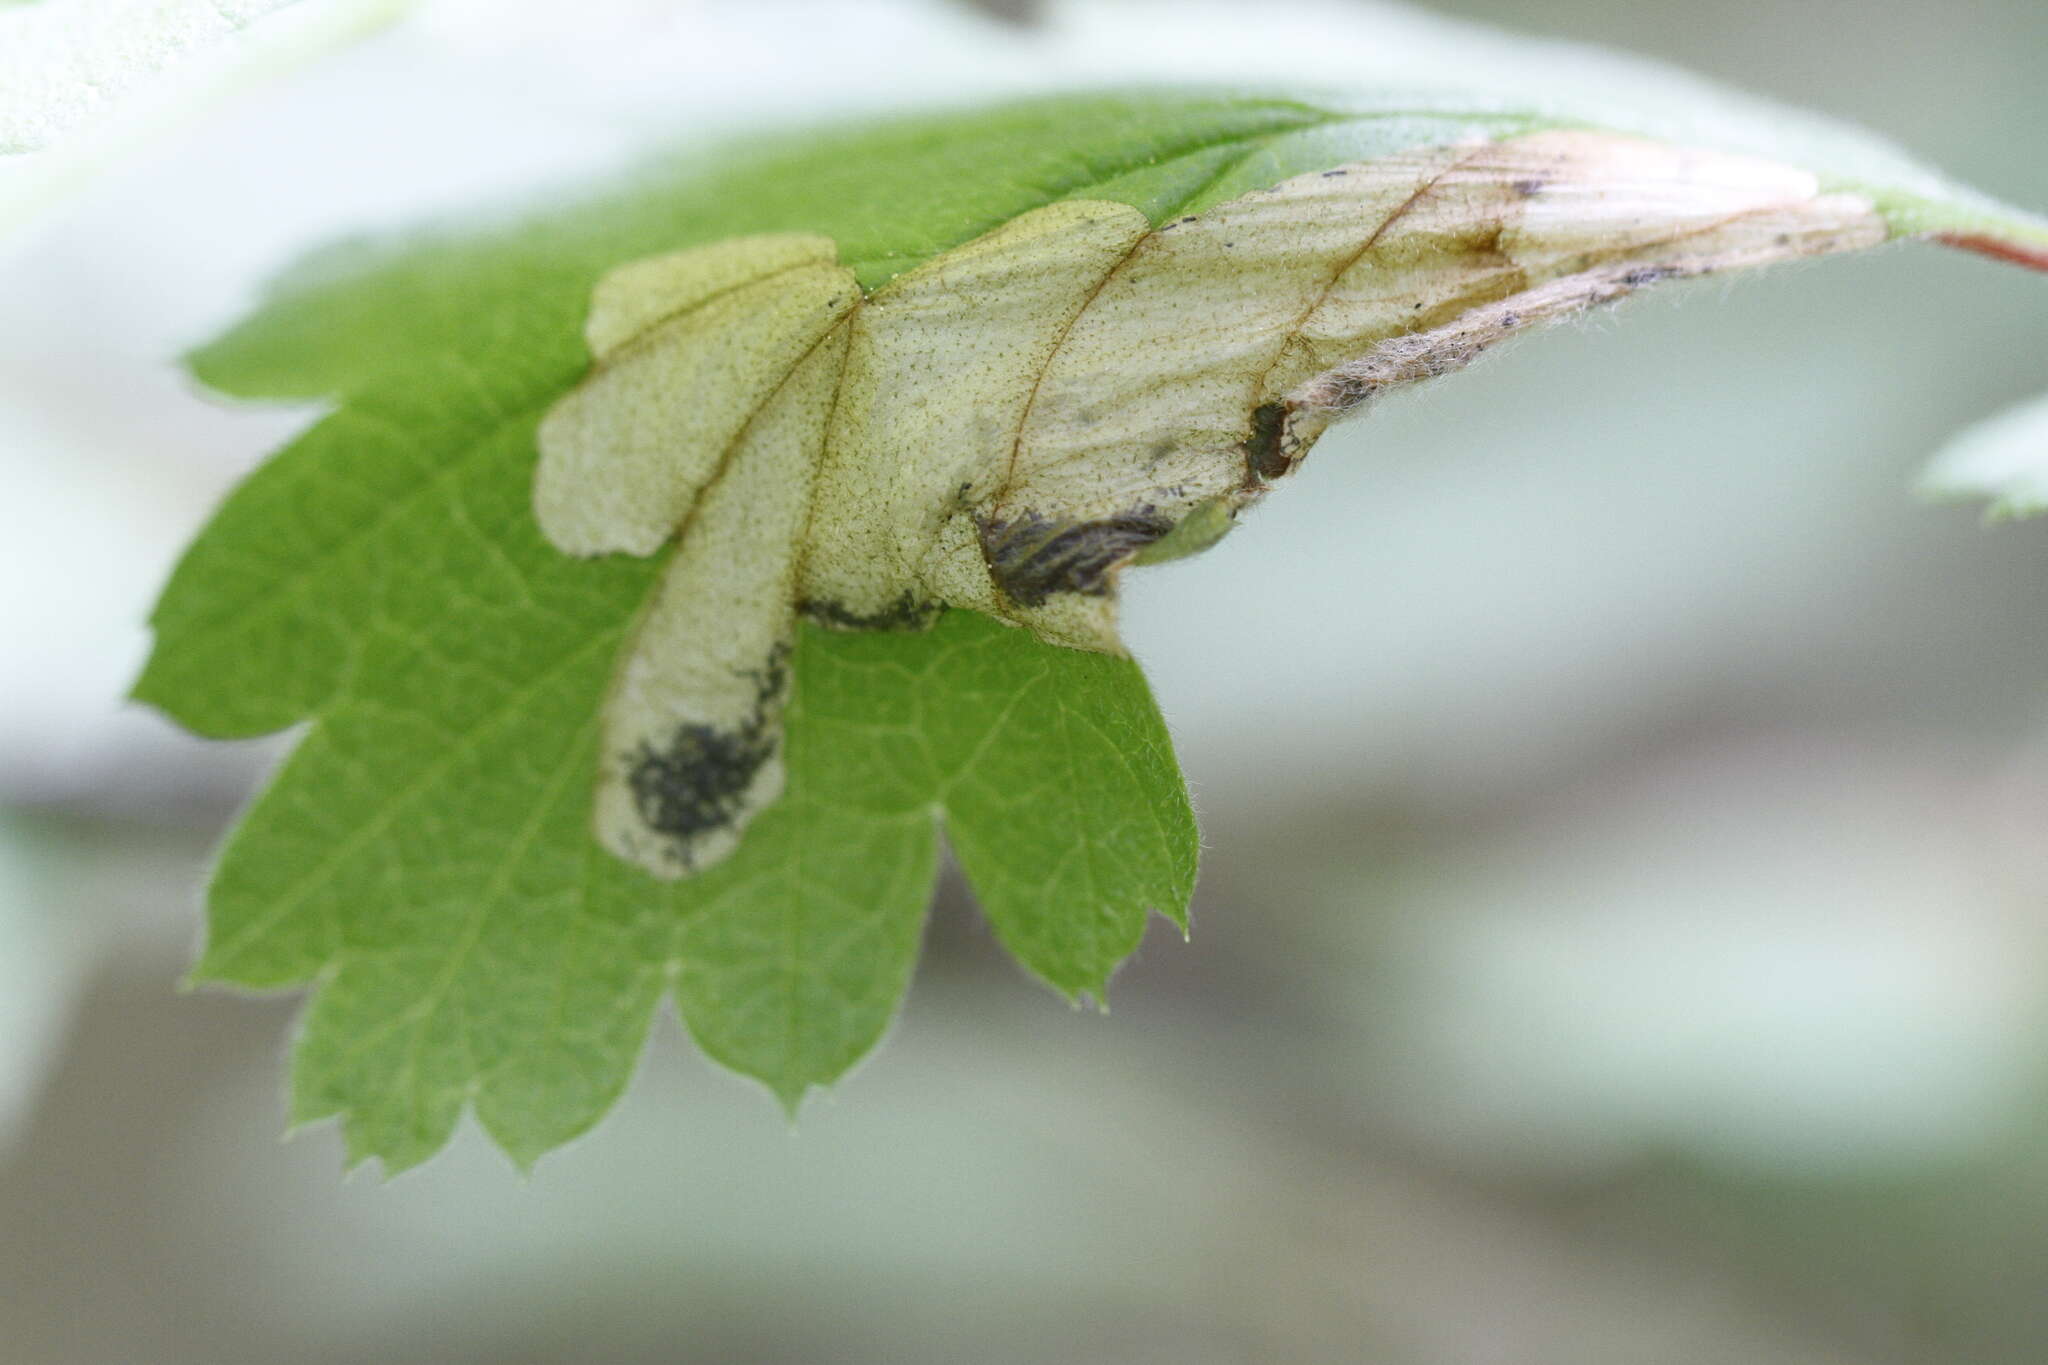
[
  {"x1": 535, "y1": 130, "x2": 1887, "y2": 880},
  {"x1": 541, "y1": 237, "x2": 857, "y2": 875},
  {"x1": 535, "y1": 234, "x2": 859, "y2": 558}
]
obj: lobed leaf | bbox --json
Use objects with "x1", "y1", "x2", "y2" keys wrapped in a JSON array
[{"x1": 139, "y1": 85, "x2": 2046, "y2": 1171}]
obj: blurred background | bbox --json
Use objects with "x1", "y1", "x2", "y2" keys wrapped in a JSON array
[{"x1": 4, "y1": 1, "x2": 2048, "y2": 1361}]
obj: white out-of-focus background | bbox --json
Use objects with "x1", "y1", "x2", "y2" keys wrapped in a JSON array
[{"x1": 5, "y1": 2, "x2": 2048, "y2": 1361}]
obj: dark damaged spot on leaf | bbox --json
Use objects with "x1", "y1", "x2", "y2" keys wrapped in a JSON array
[
  {"x1": 1619, "y1": 264, "x2": 1682, "y2": 287},
  {"x1": 628, "y1": 720, "x2": 777, "y2": 862},
  {"x1": 626, "y1": 646, "x2": 789, "y2": 866},
  {"x1": 977, "y1": 508, "x2": 1175, "y2": 607},
  {"x1": 799, "y1": 592, "x2": 942, "y2": 632},
  {"x1": 1243, "y1": 400, "x2": 1292, "y2": 482}
]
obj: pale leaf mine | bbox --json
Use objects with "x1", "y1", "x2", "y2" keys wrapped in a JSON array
[{"x1": 534, "y1": 130, "x2": 1887, "y2": 878}]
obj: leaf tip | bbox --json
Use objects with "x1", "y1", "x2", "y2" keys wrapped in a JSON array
[
  {"x1": 1154, "y1": 896, "x2": 1193, "y2": 940},
  {"x1": 770, "y1": 1080, "x2": 812, "y2": 1125},
  {"x1": 1053, "y1": 977, "x2": 1112, "y2": 1015},
  {"x1": 497, "y1": 1143, "x2": 548, "y2": 1181}
]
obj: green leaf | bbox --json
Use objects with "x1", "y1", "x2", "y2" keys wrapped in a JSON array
[
  {"x1": 251, "y1": 605, "x2": 1186, "y2": 1169},
  {"x1": 140, "y1": 83, "x2": 2045, "y2": 1172}
]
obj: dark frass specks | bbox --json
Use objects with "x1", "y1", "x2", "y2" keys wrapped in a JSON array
[
  {"x1": 977, "y1": 508, "x2": 1175, "y2": 606},
  {"x1": 624, "y1": 645, "x2": 789, "y2": 871}
]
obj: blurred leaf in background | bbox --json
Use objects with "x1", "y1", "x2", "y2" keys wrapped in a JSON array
[
  {"x1": 0, "y1": 0, "x2": 408, "y2": 230},
  {"x1": 1923, "y1": 391, "x2": 2048, "y2": 519}
]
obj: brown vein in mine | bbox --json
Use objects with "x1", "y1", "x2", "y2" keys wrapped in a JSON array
[
  {"x1": 1271, "y1": 173, "x2": 1878, "y2": 424},
  {"x1": 1245, "y1": 140, "x2": 1499, "y2": 419},
  {"x1": 990, "y1": 139, "x2": 1511, "y2": 507},
  {"x1": 596, "y1": 315, "x2": 852, "y2": 794},
  {"x1": 786, "y1": 315, "x2": 859, "y2": 612},
  {"x1": 991, "y1": 230, "x2": 1149, "y2": 507},
  {"x1": 990, "y1": 134, "x2": 1298, "y2": 506}
]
